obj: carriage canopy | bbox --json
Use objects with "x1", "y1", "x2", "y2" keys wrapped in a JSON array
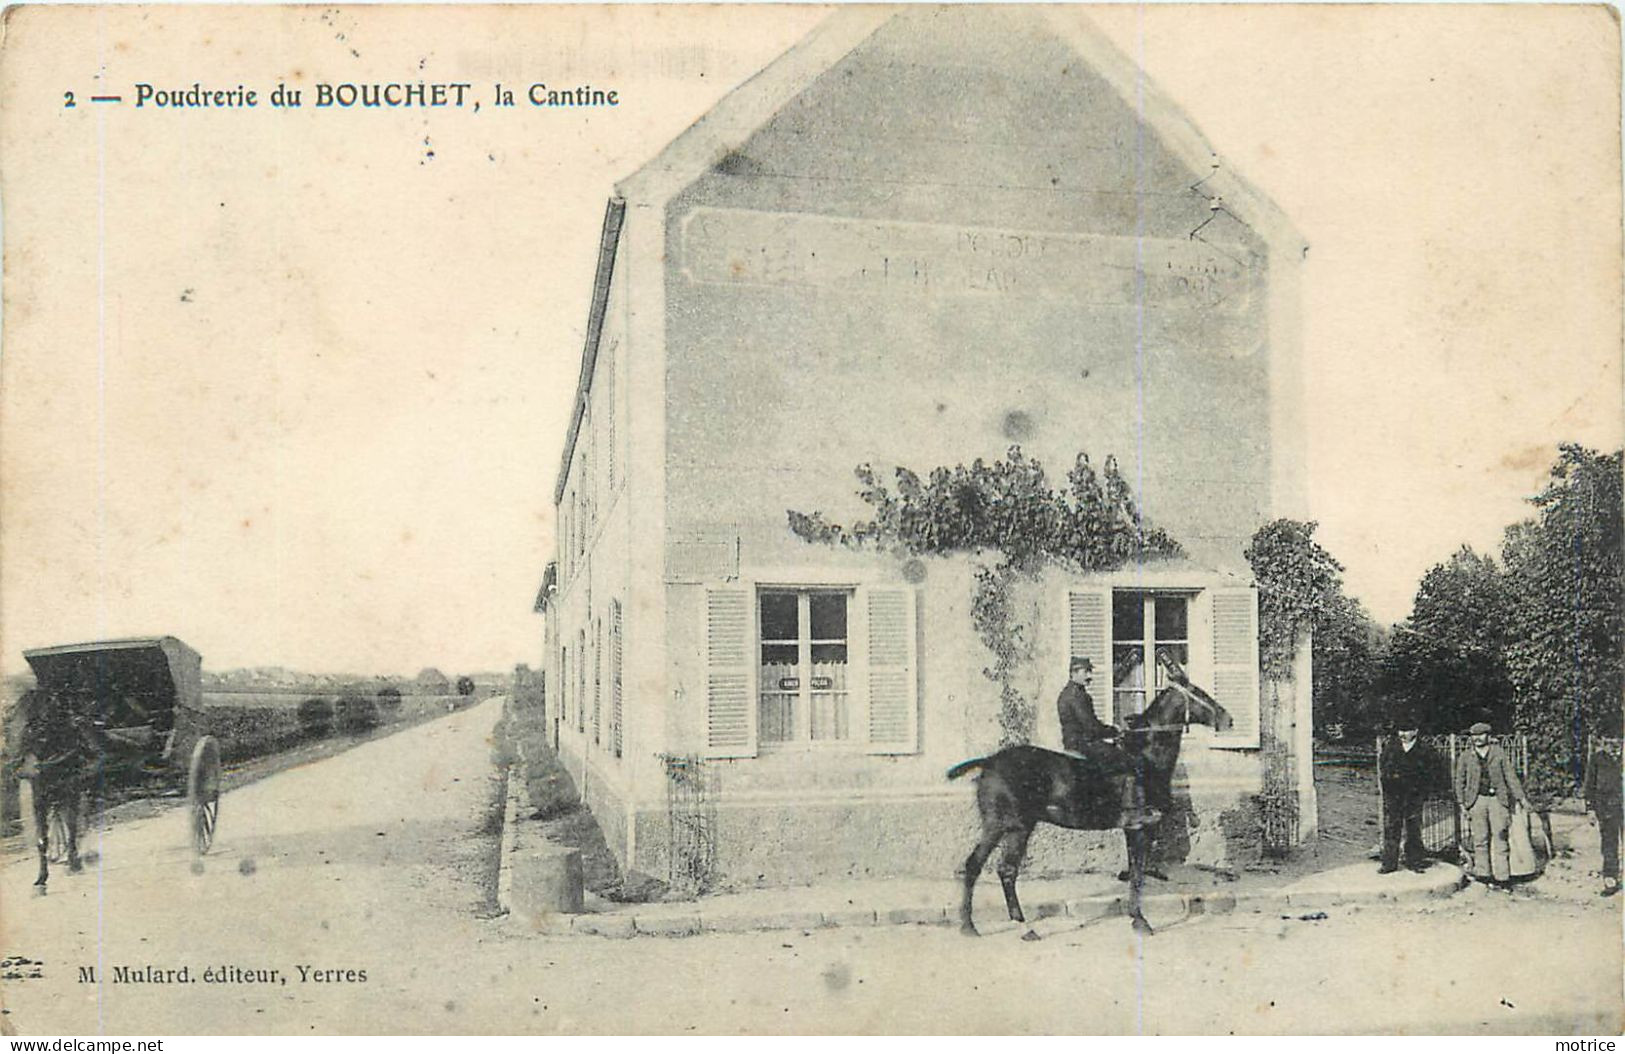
[{"x1": 23, "y1": 637, "x2": 203, "y2": 730}]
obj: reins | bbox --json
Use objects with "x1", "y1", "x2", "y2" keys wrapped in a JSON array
[{"x1": 1130, "y1": 680, "x2": 1200, "y2": 734}]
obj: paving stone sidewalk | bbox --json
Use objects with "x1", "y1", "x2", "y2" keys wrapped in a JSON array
[
  {"x1": 506, "y1": 853, "x2": 1465, "y2": 940},
  {"x1": 495, "y1": 758, "x2": 1466, "y2": 939}
]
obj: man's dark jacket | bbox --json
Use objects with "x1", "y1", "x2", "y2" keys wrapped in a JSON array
[
  {"x1": 1058, "y1": 682, "x2": 1115, "y2": 754},
  {"x1": 1379, "y1": 736, "x2": 1442, "y2": 809},
  {"x1": 1583, "y1": 747, "x2": 1622, "y2": 816}
]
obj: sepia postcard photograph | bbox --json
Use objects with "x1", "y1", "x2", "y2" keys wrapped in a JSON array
[{"x1": 0, "y1": 1, "x2": 1620, "y2": 1037}]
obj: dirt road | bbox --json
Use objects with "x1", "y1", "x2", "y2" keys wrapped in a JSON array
[
  {"x1": 2, "y1": 701, "x2": 1618, "y2": 1035},
  {"x1": 1, "y1": 698, "x2": 506, "y2": 1034}
]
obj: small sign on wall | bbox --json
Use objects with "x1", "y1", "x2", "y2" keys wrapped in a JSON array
[
  {"x1": 777, "y1": 677, "x2": 800, "y2": 691},
  {"x1": 810, "y1": 676, "x2": 834, "y2": 690}
]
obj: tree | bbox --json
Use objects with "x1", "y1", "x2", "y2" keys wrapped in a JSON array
[
  {"x1": 1245, "y1": 519, "x2": 1382, "y2": 736},
  {"x1": 1380, "y1": 546, "x2": 1513, "y2": 733},
  {"x1": 1501, "y1": 445, "x2": 1623, "y2": 799}
]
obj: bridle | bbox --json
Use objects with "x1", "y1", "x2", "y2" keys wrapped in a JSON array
[{"x1": 1132, "y1": 678, "x2": 1207, "y2": 734}]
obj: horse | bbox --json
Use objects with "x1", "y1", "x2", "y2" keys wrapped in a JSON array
[
  {"x1": 947, "y1": 665, "x2": 1232, "y2": 937},
  {"x1": 7, "y1": 689, "x2": 100, "y2": 892}
]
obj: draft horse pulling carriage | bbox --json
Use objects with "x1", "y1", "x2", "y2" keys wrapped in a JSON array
[{"x1": 9, "y1": 637, "x2": 222, "y2": 890}]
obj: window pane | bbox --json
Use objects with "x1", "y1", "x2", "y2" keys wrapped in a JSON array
[
  {"x1": 809, "y1": 593, "x2": 847, "y2": 641},
  {"x1": 1113, "y1": 591, "x2": 1144, "y2": 640},
  {"x1": 1154, "y1": 596, "x2": 1188, "y2": 641},
  {"x1": 1113, "y1": 690, "x2": 1145, "y2": 725},
  {"x1": 760, "y1": 659, "x2": 798, "y2": 743},
  {"x1": 761, "y1": 643, "x2": 798, "y2": 666},
  {"x1": 759, "y1": 693, "x2": 795, "y2": 742},
  {"x1": 1155, "y1": 643, "x2": 1190, "y2": 688},
  {"x1": 1113, "y1": 643, "x2": 1145, "y2": 691},
  {"x1": 811, "y1": 642, "x2": 847, "y2": 664},
  {"x1": 760, "y1": 592, "x2": 799, "y2": 641},
  {"x1": 810, "y1": 693, "x2": 850, "y2": 740}
]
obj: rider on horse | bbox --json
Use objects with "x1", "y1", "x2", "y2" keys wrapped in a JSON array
[{"x1": 1055, "y1": 657, "x2": 1160, "y2": 830}]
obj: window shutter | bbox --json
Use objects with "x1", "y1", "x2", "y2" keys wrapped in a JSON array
[
  {"x1": 611, "y1": 600, "x2": 623, "y2": 759},
  {"x1": 1210, "y1": 586, "x2": 1261, "y2": 747},
  {"x1": 593, "y1": 618, "x2": 602, "y2": 746},
  {"x1": 704, "y1": 587, "x2": 756, "y2": 758},
  {"x1": 605, "y1": 341, "x2": 617, "y2": 492},
  {"x1": 865, "y1": 586, "x2": 919, "y2": 754},
  {"x1": 1067, "y1": 588, "x2": 1112, "y2": 724}
]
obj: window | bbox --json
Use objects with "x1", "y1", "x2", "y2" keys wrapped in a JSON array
[
  {"x1": 758, "y1": 589, "x2": 851, "y2": 744},
  {"x1": 593, "y1": 618, "x2": 602, "y2": 746},
  {"x1": 1111, "y1": 592, "x2": 1190, "y2": 724}
]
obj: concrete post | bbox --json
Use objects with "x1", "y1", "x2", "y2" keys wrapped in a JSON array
[{"x1": 1292, "y1": 627, "x2": 1318, "y2": 840}]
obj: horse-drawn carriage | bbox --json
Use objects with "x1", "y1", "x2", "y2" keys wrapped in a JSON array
[{"x1": 10, "y1": 637, "x2": 222, "y2": 885}]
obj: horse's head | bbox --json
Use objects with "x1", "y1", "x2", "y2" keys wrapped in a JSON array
[{"x1": 1146, "y1": 652, "x2": 1233, "y2": 733}]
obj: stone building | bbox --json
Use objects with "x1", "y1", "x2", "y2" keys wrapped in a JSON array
[{"x1": 540, "y1": 6, "x2": 1313, "y2": 886}]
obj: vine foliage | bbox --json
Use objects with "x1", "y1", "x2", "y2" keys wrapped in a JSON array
[{"x1": 788, "y1": 447, "x2": 1182, "y2": 744}]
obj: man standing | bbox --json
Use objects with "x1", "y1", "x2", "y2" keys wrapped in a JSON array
[
  {"x1": 1379, "y1": 719, "x2": 1439, "y2": 874},
  {"x1": 1452, "y1": 721, "x2": 1535, "y2": 887},
  {"x1": 1581, "y1": 739, "x2": 1621, "y2": 897}
]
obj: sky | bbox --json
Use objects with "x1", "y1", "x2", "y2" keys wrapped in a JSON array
[{"x1": 0, "y1": 4, "x2": 1619, "y2": 677}]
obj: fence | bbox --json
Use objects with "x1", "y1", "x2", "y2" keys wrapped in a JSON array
[
  {"x1": 659, "y1": 753, "x2": 718, "y2": 895},
  {"x1": 1376, "y1": 734, "x2": 1528, "y2": 857}
]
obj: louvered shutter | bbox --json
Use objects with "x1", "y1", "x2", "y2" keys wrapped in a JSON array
[
  {"x1": 610, "y1": 600, "x2": 623, "y2": 758},
  {"x1": 704, "y1": 587, "x2": 756, "y2": 758},
  {"x1": 865, "y1": 586, "x2": 918, "y2": 754},
  {"x1": 1067, "y1": 588, "x2": 1113, "y2": 723},
  {"x1": 1210, "y1": 586, "x2": 1261, "y2": 747},
  {"x1": 605, "y1": 342, "x2": 616, "y2": 492}
]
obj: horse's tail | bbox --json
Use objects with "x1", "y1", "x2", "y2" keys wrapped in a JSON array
[{"x1": 946, "y1": 756, "x2": 991, "y2": 781}]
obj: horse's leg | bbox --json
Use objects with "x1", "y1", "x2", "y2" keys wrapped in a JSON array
[
  {"x1": 996, "y1": 826, "x2": 1039, "y2": 940},
  {"x1": 32, "y1": 785, "x2": 49, "y2": 890},
  {"x1": 959, "y1": 825, "x2": 1002, "y2": 937},
  {"x1": 64, "y1": 789, "x2": 83, "y2": 873},
  {"x1": 1127, "y1": 826, "x2": 1154, "y2": 935}
]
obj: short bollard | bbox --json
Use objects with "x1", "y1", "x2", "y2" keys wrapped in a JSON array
[{"x1": 510, "y1": 845, "x2": 585, "y2": 918}]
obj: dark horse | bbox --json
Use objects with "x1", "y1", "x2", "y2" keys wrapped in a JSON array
[
  {"x1": 947, "y1": 662, "x2": 1232, "y2": 937},
  {"x1": 7, "y1": 689, "x2": 99, "y2": 891}
]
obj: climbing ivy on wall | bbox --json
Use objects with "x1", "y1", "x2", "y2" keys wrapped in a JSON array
[{"x1": 789, "y1": 447, "x2": 1182, "y2": 744}]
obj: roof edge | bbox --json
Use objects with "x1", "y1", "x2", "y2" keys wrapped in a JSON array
[
  {"x1": 1044, "y1": 9, "x2": 1307, "y2": 252},
  {"x1": 616, "y1": 7, "x2": 896, "y2": 206},
  {"x1": 553, "y1": 198, "x2": 627, "y2": 507}
]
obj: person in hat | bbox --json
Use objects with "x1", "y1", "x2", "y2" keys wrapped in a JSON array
[
  {"x1": 1452, "y1": 721, "x2": 1535, "y2": 886},
  {"x1": 1378, "y1": 717, "x2": 1440, "y2": 873},
  {"x1": 1581, "y1": 738, "x2": 1622, "y2": 896},
  {"x1": 1053, "y1": 657, "x2": 1158, "y2": 830},
  {"x1": 1057, "y1": 657, "x2": 1115, "y2": 754}
]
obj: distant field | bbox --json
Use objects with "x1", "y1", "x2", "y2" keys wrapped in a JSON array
[{"x1": 201, "y1": 690, "x2": 487, "y2": 709}]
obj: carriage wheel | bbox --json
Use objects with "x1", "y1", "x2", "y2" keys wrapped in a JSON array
[{"x1": 187, "y1": 737, "x2": 221, "y2": 855}]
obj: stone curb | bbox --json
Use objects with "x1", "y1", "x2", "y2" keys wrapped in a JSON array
[
  {"x1": 515, "y1": 867, "x2": 1466, "y2": 939},
  {"x1": 493, "y1": 760, "x2": 523, "y2": 919}
]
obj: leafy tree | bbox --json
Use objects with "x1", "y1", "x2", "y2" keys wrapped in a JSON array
[
  {"x1": 1380, "y1": 546, "x2": 1513, "y2": 733},
  {"x1": 1501, "y1": 445, "x2": 1623, "y2": 799},
  {"x1": 1245, "y1": 520, "x2": 1382, "y2": 736}
]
